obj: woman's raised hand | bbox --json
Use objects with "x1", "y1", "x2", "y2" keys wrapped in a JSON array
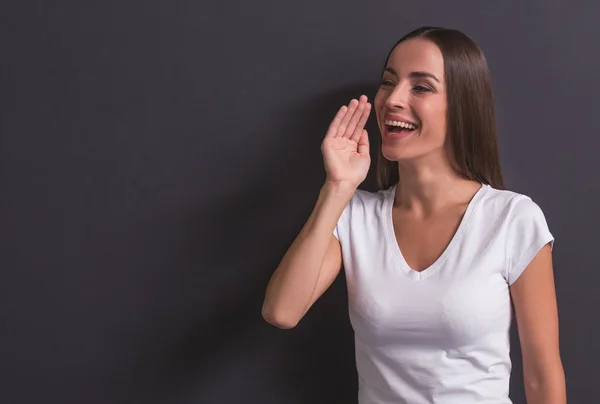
[{"x1": 321, "y1": 95, "x2": 372, "y2": 189}]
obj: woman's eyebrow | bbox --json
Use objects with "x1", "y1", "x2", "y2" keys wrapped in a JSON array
[{"x1": 384, "y1": 67, "x2": 440, "y2": 83}]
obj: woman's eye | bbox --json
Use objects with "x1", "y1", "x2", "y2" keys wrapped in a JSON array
[
  {"x1": 380, "y1": 80, "x2": 394, "y2": 87},
  {"x1": 413, "y1": 85, "x2": 431, "y2": 93}
]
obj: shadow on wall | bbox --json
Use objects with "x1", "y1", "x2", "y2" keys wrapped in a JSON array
[
  {"x1": 267, "y1": 83, "x2": 383, "y2": 404},
  {"x1": 231, "y1": 83, "x2": 383, "y2": 402},
  {"x1": 131, "y1": 83, "x2": 384, "y2": 403}
]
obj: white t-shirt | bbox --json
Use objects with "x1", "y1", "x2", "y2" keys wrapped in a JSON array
[{"x1": 332, "y1": 183, "x2": 554, "y2": 404}]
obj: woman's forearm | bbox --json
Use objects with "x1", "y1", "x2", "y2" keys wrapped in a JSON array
[{"x1": 524, "y1": 366, "x2": 567, "y2": 404}]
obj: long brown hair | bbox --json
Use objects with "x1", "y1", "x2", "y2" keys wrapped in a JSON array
[{"x1": 376, "y1": 27, "x2": 506, "y2": 190}]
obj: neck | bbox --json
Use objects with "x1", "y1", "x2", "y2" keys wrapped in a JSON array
[{"x1": 394, "y1": 158, "x2": 480, "y2": 216}]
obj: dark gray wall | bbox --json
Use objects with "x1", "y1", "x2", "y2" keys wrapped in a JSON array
[{"x1": 2, "y1": 1, "x2": 598, "y2": 403}]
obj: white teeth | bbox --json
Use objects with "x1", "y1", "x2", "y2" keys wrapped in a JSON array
[{"x1": 384, "y1": 120, "x2": 416, "y2": 130}]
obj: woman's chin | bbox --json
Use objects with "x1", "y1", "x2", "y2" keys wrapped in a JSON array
[
  {"x1": 381, "y1": 145, "x2": 412, "y2": 161},
  {"x1": 382, "y1": 144, "x2": 446, "y2": 164}
]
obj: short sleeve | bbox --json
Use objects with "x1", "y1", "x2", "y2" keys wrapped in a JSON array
[{"x1": 506, "y1": 196, "x2": 555, "y2": 285}]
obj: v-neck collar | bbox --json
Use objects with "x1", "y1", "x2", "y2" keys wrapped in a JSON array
[{"x1": 383, "y1": 183, "x2": 489, "y2": 281}]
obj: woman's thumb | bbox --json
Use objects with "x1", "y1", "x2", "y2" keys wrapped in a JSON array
[{"x1": 358, "y1": 129, "x2": 369, "y2": 155}]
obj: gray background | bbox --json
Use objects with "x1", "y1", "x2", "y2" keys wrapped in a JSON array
[{"x1": 1, "y1": 1, "x2": 598, "y2": 403}]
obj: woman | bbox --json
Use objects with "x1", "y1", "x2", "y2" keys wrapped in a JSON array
[{"x1": 262, "y1": 26, "x2": 566, "y2": 403}]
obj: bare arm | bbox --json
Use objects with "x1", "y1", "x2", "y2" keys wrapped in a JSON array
[
  {"x1": 510, "y1": 243, "x2": 567, "y2": 403},
  {"x1": 261, "y1": 182, "x2": 353, "y2": 329},
  {"x1": 262, "y1": 95, "x2": 372, "y2": 329}
]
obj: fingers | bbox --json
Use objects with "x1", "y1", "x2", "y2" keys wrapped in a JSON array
[
  {"x1": 335, "y1": 98, "x2": 360, "y2": 138},
  {"x1": 325, "y1": 105, "x2": 348, "y2": 138},
  {"x1": 342, "y1": 95, "x2": 369, "y2": 139},
  {"x1": 349, "y1": 101, "x2": 371, "y2": 142},
  {"x1": 358, "y1": 129, "x2": 370, "y2": 156},
  {"x1": 326, "y1": 95, "x2": 370, "y2": 140}
]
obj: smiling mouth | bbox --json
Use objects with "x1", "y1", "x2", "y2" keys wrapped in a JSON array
[{"x1": 384, "y1": 120, "x2": 419, "y2": 134}]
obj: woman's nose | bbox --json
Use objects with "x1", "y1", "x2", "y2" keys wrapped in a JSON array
[{"x1": 385, "y1": 86, "x2": 409, "y2": 109}]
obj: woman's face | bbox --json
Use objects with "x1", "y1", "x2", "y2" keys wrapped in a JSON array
[{"x1": 374, "y1": 38, "x2": 448, "y2": 162}]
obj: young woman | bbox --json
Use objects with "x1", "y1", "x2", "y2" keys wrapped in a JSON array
[{"x1": 262, "y1": 26, "x2": 566, "y2": 404}]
